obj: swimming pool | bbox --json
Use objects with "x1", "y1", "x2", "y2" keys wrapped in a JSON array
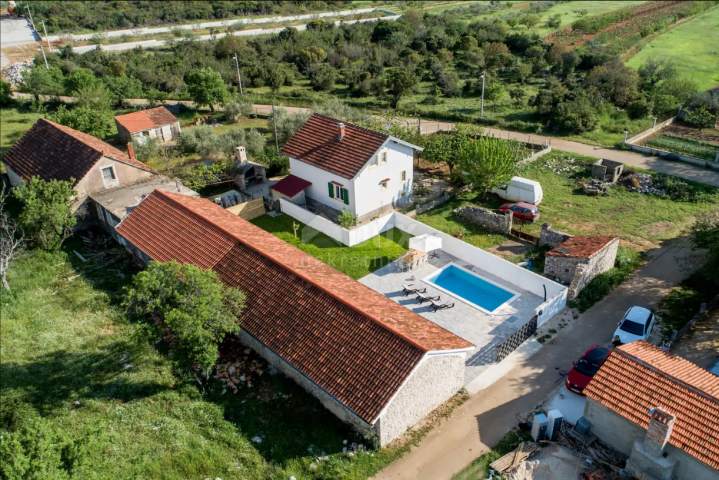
[{"x1": 423, "y1": 263, "x2": 520, "y2": 314}]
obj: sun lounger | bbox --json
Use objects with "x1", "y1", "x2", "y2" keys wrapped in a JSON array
[
  {"x1": 403, "y1": 283, "x2": 426, "y2": 296},
  {"x1": 416, "y1": 292, "x2": 440, "y2": 304},
  {"x1": 429, "y1": 299, "x2": 455, "y2": 312}
]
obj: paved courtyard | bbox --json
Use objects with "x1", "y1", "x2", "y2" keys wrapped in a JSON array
[{"x1": 359, "y1": 250, "x2": 543, "y2": 383}]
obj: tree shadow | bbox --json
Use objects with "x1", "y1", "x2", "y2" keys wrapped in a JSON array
[{"x1": 1, "y1": 338, "x2": 169, "y2": 416}]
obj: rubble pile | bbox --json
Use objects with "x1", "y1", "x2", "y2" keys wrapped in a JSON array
[
  {"x1": 542, "y1": 156, "x2": 586, "y2": 175},
  {"x1": 624, "y1": 173, "x2": 666, "y2": 196},
  {"x1": 2, "y1": 60, "x2": 33, "y2": 85},
  {"x1": 214, "y1": 348, "x2": 266, "y2": 394}
]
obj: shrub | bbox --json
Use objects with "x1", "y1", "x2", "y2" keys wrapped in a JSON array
[
  {"x1": 338, "y1": 209, "x2": 358, "y2": 228},
  {"x1": 627, "y1": 97, "x2": 652, "y2": 119},
  {"x1": 223, "y1": 100, "x2": 253, "y2": 123}
]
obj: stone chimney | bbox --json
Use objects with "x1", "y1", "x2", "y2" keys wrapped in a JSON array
[
  {"x1": 127, "y1": 143, "x2": 136, "y2": 161},
  {"x1": 338, "y1": 123, "x2": 345, "y2": 140},
  {"x1": 236, "y1": 146, "x2": 247, "y2": 165},
  {"x1": 645, "y1": 408, "x2": 676, "y2": 456}
]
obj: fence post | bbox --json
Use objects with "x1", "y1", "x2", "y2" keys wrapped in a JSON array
[
  {"x1": 623, "y1": 131, "x2": 628, "y2": 144},
  {"x1": 652, "y1": 117, "x2": 657, "y2": 129}
]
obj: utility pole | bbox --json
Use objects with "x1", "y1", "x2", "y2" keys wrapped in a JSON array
[
  {"x1": 41, "y1": 20, "x2": 52, "y2": 52},
  {"x1": 24, "y1": 5, "x2": 35, "y2": 30},
  {"x1": 480, "y1": 70, "x2": 486, "y2": 120},
  {"x1": 233, "y1": 53, "x2": 243, "y2": 95},
  {"x1": 272, "y1": 100, "x2": 279, "y2": 152},
  {"x1": 39, "y1": 44, "x2": 49, "y2": 70}
]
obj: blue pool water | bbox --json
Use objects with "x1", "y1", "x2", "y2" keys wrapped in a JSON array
[{"x1": 426, "y1": 265, "x2": 516, "y2": 312}]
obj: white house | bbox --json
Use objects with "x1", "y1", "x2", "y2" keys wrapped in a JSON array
[{"x1": 277, "y1": 114, "x2": 422, "y2": 223}]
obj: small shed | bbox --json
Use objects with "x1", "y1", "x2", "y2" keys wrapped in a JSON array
[
  {"x1": 271, "y1": 174, "x2": 312, "y2": 206},
  {"x1": 114, "y1": 107, "x2": 181, "y2": 144},
  {"x1": 591, "y1": 159, "x2": 624, "y2": 184}
]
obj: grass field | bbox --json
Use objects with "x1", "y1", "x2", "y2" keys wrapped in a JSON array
[
  {"x1": 251, "y1": 214, "x2": 410, "y2": 279},
  {"x1": 0, "y1": 107, "x2": 43, "y2": 157},
  {"x1": 626, "y1": 6, "x2": 719, "y2": 91}
]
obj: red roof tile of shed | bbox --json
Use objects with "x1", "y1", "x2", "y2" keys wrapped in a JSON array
[
  {"x1": 546, "y1": 235, "x2": 616, "y2": 259},
  {"x1": 1, "y1": 118, "x2": 156, "y2": 184},
  {"x1": 115, "y1": 190, "x2": 471, "y2": 423},
  {"x1": 585, "y1": 341, "x2": 719, "y2": 469},
  {"x1": 114, "y1": 107, "x2": 179, "y2": 133},
  {"x1": 280, "y1": 114, "x2": 391, "y2": 179},
  {"x1": 270, "y1": 174, "x2": 312, "y2": 198}
]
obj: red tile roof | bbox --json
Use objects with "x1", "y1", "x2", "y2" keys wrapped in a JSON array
[
  {"x1": 280, "y1": 114, "x2": 391, "y2": 179},
  {"x1": 585, "y1": 341, "x2": 719, "y2": 469},
  {"x1": 270, "y1": 174, "x2": 312, "y2": 198},
  {"x1": 546, "y1": 235, "x2": 617, "y2": 259},
  {"x1": 116, "y1": 190, "x2": 471, "y2": 423},
  {"x1": 1, "y1": 118, "x2": 156, "y2": 184},
  {"x1": 114, "y1": 107, "x2": 179, "y2": 133}
]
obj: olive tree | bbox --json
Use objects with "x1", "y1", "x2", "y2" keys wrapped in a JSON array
[
  {"x1": 457, "y1": 136, "x2": 528, "y2": 197},
  {"x1": 13, "y1": 177, "x2": 76, "y2": 251}
]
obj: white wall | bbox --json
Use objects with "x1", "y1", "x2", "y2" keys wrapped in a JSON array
[
  {"x1": 289, "y1": 158, "x2": 356, "y2": 214},
  {"x1": 5, "y1": 166, "x2": 24, "y2": 188},
  {"x1": 353, "y1": 140, "x2": 414, "y2": 218}
]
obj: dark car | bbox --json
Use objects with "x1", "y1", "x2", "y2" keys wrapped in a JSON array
[
  {"x1": 499, "y1": 202, "x2": 540, "y2": 222},
  {"x1": 565, "y1": 345, "x2": 611, "y2": 395}
]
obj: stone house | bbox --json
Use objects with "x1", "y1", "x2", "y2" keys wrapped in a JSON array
[
  {"x1": 114, "y1": 106, "x2": 181, "y2": 144},
  {"x1": 115, "y1": 190, "x2": 473, "y2": 446},
  {"x1": 280, "y1": 114, "x2": 422, "y2": 223},
  {"x1": 543, "y1": 234, "x2": 619, "y2": 299},
  {"x1": 1, "y1": 118, "x2": 195, "y2": 237},
  {"x1": 583, "y1": 341, "x2": 719, "y2": 480}
]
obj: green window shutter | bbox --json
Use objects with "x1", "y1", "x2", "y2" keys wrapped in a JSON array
[
  {"x1": 343, "y1": 188, "x2": 349, "y2": 205},
  {"x1": 328, "y1": 182, "x2": 334, "y2": 198}
]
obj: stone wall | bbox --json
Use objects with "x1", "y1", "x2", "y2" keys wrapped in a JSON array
[
  {"x1": 544, "y1": 256, "x2": 582, "y2": 284},
  {"x1": 453, "y1": 206, "x2": 512, "y2": 234},
  {"x1": 544, "y1": 238, "x2": 619, "y2": 299},
  {"x1": 539, "y1": 223, "x2": 572, "y2": 248},
  {"x1": 417, "y1": 192, "x2": 453, "y2": 215},
  {"x1": 237, "y1": 329, "x2": 374, "y2": 437},
  {"x1": 374, "y1": 353, "x2": 465, "y2": 446}
]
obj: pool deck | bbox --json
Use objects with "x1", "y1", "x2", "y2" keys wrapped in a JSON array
[{"x1": 359, "y1": 250, "x2": 543, "y2": 384}]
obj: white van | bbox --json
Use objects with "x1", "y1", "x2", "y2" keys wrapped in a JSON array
[{"x1": 492, "y1": 177, "x2": 543, "y2": 205}]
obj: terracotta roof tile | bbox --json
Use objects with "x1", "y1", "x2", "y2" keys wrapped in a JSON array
[
  {"x1": 1, "y1": 118, "x2": 156, "y2": 184},
  {"x1": 270, "y1": 174, "x2": 312, "y2": 198},
  {"x1": 116, "y1": 190, "x2": 471, "y2": 423},
  {"x1": 280, "y1": 114, "x2": 390, "y2": 179},
  {"x1": 114, "y1": 107, "x2": 179, "y2": 133},
  {"x1": 546, "y1": 235, "x2": 617, "y2": 259},
  {"x1": 585, "y1": 341, "x2": 719, "y2": 469}
]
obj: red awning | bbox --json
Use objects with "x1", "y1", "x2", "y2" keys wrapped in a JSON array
[{"x1": 271, "y1": 174, "x2": 312, "y2": 198}]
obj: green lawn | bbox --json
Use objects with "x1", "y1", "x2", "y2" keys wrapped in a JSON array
[
  {"x1": 0, "y1": 243, "x2": 431, "y2": 479},
  {"x1": 251, "y1": 213, "x2": 410, "y2": 279},
  {"x1": 626, "y1": 6, "x2": 719, "y2": 91},
  {"x1": 0, "y1": 107, "x2": 43, "y2": 157},
  {"x1": 645, "y1": 134, "x2": 719, "y2": 162}
]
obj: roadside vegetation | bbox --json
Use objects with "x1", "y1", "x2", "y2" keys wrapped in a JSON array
[{"x1": 644, "y1": 134, "x2": 719, "y2": 162}]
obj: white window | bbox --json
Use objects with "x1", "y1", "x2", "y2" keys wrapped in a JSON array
[
  {"x1": 369, "y1": 156, "x2": 378, "y2": 168},
  {"x1": 101, "y1": 166, "x2": 119, "y2": 188},
  {"x1": 334, "y1": 184, "x2": 343, "y2": 199},
  {"x1": 379, "y1": 151, "x2": 388, "y2": 165},
  {"x1": 381, "y1": 181, "x2": 388, "y2": 191},
  {"x1": 401, "y1": 170, "x2": 407, "y2": 181}
]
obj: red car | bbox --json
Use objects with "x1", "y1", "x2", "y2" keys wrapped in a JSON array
[
  {"x1": 499, "y1": 202, "x2": 540, "y2": 222},
  {"x1": 565, "y1": 345, "x2": 611, "y2": 395}
]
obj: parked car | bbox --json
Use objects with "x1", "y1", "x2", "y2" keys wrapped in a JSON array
[
  {"x1": 612, "y1": 306, "x2": 656, "y2": 346},
  {"x1": 565, "y1": 345, "x2": 611, "y2": 395},
  {"x1": 492, "y1": 177, "x2": 543, "y2": 204},
  {"x1": 499, "y1": 202, "x2": 540, "y2": 222}
]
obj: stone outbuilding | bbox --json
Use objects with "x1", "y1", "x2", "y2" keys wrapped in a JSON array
[
  {"x1": 270, "y1": 174, "x2": 312, "y2": 207},
  {"x1": 583, "y1": 341, "x2": 719, "y2": 480},
  {"x1": 114, "y1": 106, "x2": 181, "y2": 144},
  {"x1": 544, "y1": 235, "x2": 619, "y2": 299},
  {"x1": 115, "y1": 190, "x2": 473, "y2": 446}
]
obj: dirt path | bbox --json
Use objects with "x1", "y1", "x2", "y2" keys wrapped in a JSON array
[
  {"x1": 373, "y1": 236, "x2": 698, "y2": 480},
  {"x1": 671, "y1": 308, "x2": 719, "y2": 369},
  {"x1": 11, "y1": 92, "x2": 719, "y2": 188}
]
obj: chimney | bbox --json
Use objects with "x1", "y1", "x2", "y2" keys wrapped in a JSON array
[
  {"x1": 236, "y1": 146, "x2": 247, "y2": 165},
  {"x1": 127, "y1": 143, "x2": 136, "y2": 161},
  {"x1": 645, "y1": 408, "x2": 676, "y2": 457},
  {"x1": 338, "y1": 122, "x2": 345, "y2": 140}
]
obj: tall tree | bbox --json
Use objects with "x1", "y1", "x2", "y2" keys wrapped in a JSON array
[
  {"x1": 423, "y1": 125, "x2": 483, "y2": 175},
  {"x1": 0, "y1": 186, "x2": 23, "y2": 290},
  {"x1": 186, "y1": 68, "x2": 227, "y2": 112},
  {"x1": 386, "y1": 69, "x2": 417, "y2": 109},
  {"x1": 457, "y1": 136, "x2": 527, "y2": 196},
  {"x1": 123, "y1": 261, "x2": 245, "y2": 379},
  {"x1": 13, "y1": 177, "x2": 76, "y2": 251}
]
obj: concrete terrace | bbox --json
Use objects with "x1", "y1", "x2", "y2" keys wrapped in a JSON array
[{"x1": 359, "y1": 250, "x2": 543, "y2": 384}]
